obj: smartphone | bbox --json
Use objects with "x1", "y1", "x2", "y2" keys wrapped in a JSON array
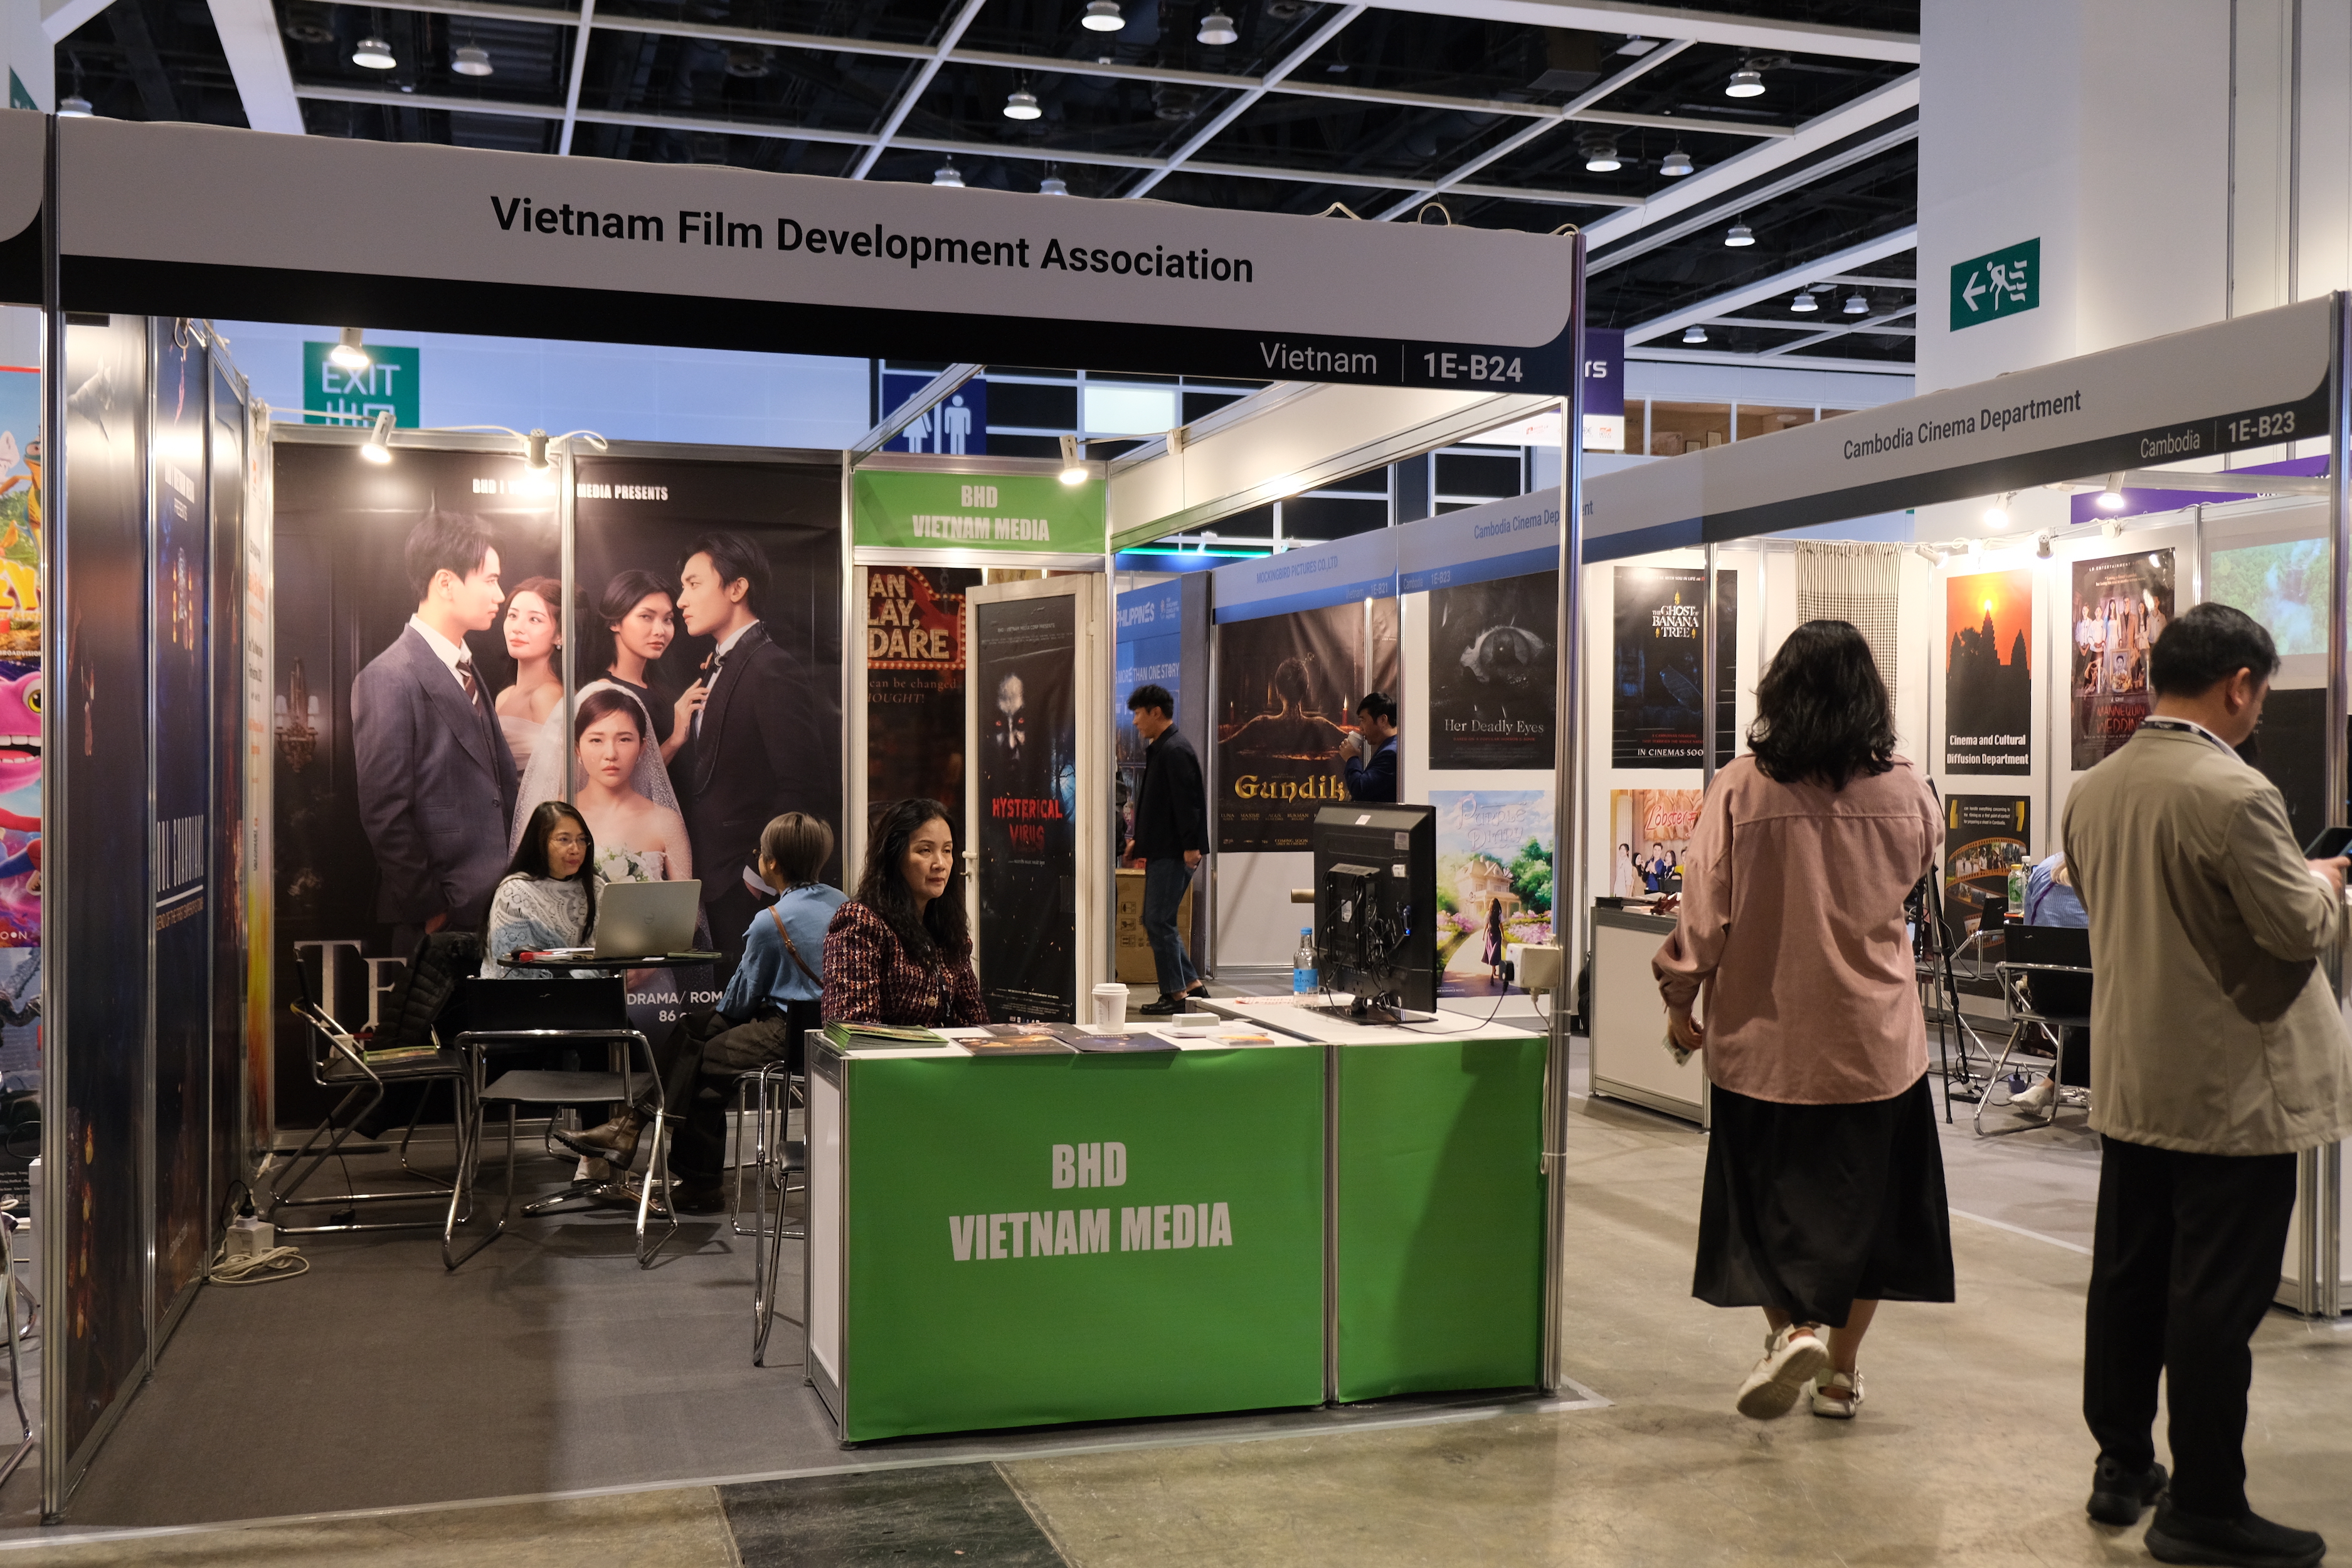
[{"x1": 2301, "y1": 825, "x2": 2352, "y2": 860}]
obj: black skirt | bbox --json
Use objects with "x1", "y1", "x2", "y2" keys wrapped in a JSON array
[{"x1": 1693, "y1": 1074, "x2": 1955, "y2": 1327}]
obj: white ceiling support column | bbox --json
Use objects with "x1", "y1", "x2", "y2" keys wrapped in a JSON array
[
  {"x1": 556, "y1": 0, "x2": 595, "y2": 154},
  {"x1": 1357, "y1": 0, "x2": 1919, "y2": 63},
  {"x1": 1373, "y1": 36, "x2": 1692, "y2": 221},
  {"x1": 850, "y1": 0, "x2": 987, "y2": 181},
  {"x1": 205, "y1": 0, "x2": 305, "y2": 134},
  {"x1": 39, "y1": 0, "x2": 109, "y2": 42},
  {"x1": 1622, "y1": 225, "x2": 1917, "y2": 344},
  {"x1": 1761, "y1": 305, "x2": 1919, "y2": 356},
  {"x1": 1123, "y1": 4, "x2": 1365, "y2": 199}
]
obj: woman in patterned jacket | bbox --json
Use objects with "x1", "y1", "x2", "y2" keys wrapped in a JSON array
[{"x1": 824, "y1": 797, "x2": 987, "y2": 1027}]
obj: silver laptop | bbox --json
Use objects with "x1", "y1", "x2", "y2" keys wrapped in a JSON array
[{"x1": 591, "y1": 879, "x2": 702, "y2": 959}]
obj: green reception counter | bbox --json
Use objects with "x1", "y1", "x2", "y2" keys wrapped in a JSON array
[{"x1": 805, "y1": 1007, "x2": 1548, "y2": 1443}]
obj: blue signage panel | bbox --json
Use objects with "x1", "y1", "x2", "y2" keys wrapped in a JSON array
[{"x1": 882, "y1": 369, "x2": 988, "y2": 455}]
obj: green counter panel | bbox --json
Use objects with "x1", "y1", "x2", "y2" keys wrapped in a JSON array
[
  {"x1": 842, "y1": 1047, "x2": 1327, "y2": 1441},
  {"x1": 1335, "y1": 1035, "x2": 1547, "y2": 1401}
]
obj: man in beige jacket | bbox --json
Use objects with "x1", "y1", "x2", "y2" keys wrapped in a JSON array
[{"x1": 2064, "y1": 602, "x2": 2351, "y2": 1568}]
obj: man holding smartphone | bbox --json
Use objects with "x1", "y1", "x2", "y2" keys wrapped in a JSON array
[{"x1": 2062, "y1": 602, "x2": 2351, "y2": 1568}]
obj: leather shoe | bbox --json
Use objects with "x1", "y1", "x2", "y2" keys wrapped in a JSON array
[
  {"x1": 1136, "y1": 995, "x2": 1183, "y2": 1016},
  {"x1": 2146, "y1": 1501, "x2": 2324, "y2": 1568},
  {"x1": 2086, "y1": 1456, "x2": 2167, "y2": 1526},
  {"x1": 669, "y1": 1180, "x2": 726, "y2": 1216}
]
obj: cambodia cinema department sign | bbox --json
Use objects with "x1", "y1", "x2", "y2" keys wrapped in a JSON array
[
  {"x1": 55, "y1": 112, "x2": 1579, "y2": 391},
  {"x1": 854, "y1": 469, "x2": 1106, "y2": 562}
]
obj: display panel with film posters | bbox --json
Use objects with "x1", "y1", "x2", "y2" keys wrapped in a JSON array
[
  {"x1": 1608, "y1": 789, "x2": 1702, "y2": 899},
  {"x1": 1611, "y1": 566, "x2": 1734, "y2": 769},
  {"x1": 1943, "y1": 794, "x2": 2030, "y2": 938},
  {"x1": 1429, "y1": 790, "x2": 1553, "y2": 975},
  {"x1": 2071, "y1": 550, "x2": 2173, "y2": 769},
  {"x1": 1214, "y1": 601, "x2": 1399, "y2": 852},
  {"x1": 1944, "y1": 569, "x2": 2033, "y2": 775},
  {"x1": 1115, "y1": 581, "x2": 1182, "y2": 852},
  {"x1": 1428, "y1": 571, "x2": 1555, "y2": 770},
  {"x1": 976, "y1": 596, "x2": 1077, "y2": 1022},
  {"x1": 866, "y1": 564, "x2": 978, "y2": 842}
]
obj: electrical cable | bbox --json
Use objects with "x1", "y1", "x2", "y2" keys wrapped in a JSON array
[{"x1": 207, "y1": 1244, "x2": 309, "y2": 1286}]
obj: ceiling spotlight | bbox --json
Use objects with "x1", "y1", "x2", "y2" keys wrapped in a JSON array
[
  {"x1": 1725, "y1": 63, "x2": 1764, "y2": 98},
  {"x1": 1790, "y1": 291, "x2": 1817, "y2": 313},
  {"x1": 1039, "y1": 173, "x2": 1069, "y2": 195},
  {"x1": 359, "y1": 409, "x2": 395, "y2": 465},
  {"x1": 2097, "y1": 474, "x2": 2127, "y2": 511},
  {"x1": 1004, "y1": 87, "x2": 1041, "y2": 120},
  {"x1": 1658, "y1": 146, "x2": 1693, "y2": 177},
  {"x1": 1081, "y1": 0, "x2": 1125, "y2": 31},
  {"x1": 525, "y1": 429, "x2": 551, "y2": 471},
  {"x1": 1579, "y1": 134, "x2": 1621, "y2": 173},
  {"x1": 1682, "y1": 325, "x2": 1708, "y2": 344},
  {"x1": 1843, "y1": 294, "x2": 1868, "y2": 315},
  {"x1": 933, "y1": 157, "x2": 964, "y2": 188},
  {"x1": 352, "y1": 34, "x2": 396, "y2": 68},
  {"x1": 1982, "y1": 494, "x2": 2011, "y2": 529},
  {"x1": 2035, "y1": 530, "x2": 2054, "y2": 559},
  {"x1": 329, "y1": 327, "x2": 370, "y2": 373},
  {"x1": 1058, "y1": 435, "x2": 1089, "y2": 485},
  {"x1": 1724, "y1": 223, "x2": 1754, "y2": 248},
  {"x1": 1197, "y1": 8, "x2": 1237, "y2": 45},
  {"x1": 56, "y1": 94, "x2": 90, "y2": 117},
  {"x1": 452, "y1": 43, "x2": 492, "y2": 76}
]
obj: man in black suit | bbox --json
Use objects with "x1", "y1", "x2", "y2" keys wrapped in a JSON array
[
  {"x1": 351, "y1": 512, "x2": 519, "y2": 948},
  {"x1": 1123, "y1": 684, "x2": 1206, "y2": 1015},
  {"x1": 672, "y1": 531, "x2": 821, "y2": 978},
  {"x1": 1342, "y1": 691, "x2": 1399, "y2": 803}
]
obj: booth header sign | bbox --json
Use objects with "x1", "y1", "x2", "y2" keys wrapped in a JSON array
[
  {"x1": 1396, "y1": 491, "x2": 1560, "y2": 595},
  {"x1": 854, "y1": 469, "x2": 1104, "y2": 558},
  {"x1": 1211, "y1": 529, "x2": 1397, "y2": 624},
  {"x1": 1586, "y1": 295, "x2": 2334, "y2": 557},
  {"x1": 57, "y1": 116, "x2": 1579, "y2": 392}
]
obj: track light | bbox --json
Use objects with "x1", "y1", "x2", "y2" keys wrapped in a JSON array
[
  {"x1": 359, "y1": 409, "x2": 395, "y2": 465},
  {"x1": 452, "y1": 43, "x2": 492, "y2": 76},
  {"x1": 1058, "y1": 435, "x2": 1088, "y2": 485},
  {"x1": 1039, "y1": 174, "x2": 1069, "y2": 195},
  {"x1": 1081, "y1": 0, "x2": 1125, "y2": 31},
  {"x1": 2035, "y1": 530, "x2": 2053, "y2": 559},
  {"x1": 1197, "y1": 8, "x2": 1237, "y2": 45},
  {"x1": 1658, "y1": 146, "x2": 1693, "y2": 177},
  {"x1": 933, "y1": 157, "x2": 964, "y2": 187},
  {"x1": 1724, "y1": 223, "x2": 1754, "y2": 248},
  {"x1": 1791, "y1": 292, "x2": 1817, "y2": 313},
  {"x1": 352, "y1": 34, "x2": 396, "y2": 68},
  {"x1": 2097, "y1": 474, "x2": 2127, "y2": 511},
  {"x1": 1004, "y1": 87, "x2": 1041, "y2": 120},
  {"x1": 1682, "y1": 325, "x2": 1707, "y2": 344},
  {"x1": 329, "y1": 327, "x2": 370, "y2": 373},
  {"x1": 56, "y1": 94, "x2": 91, "y2": 117},
  {"x1": 1843, "y1": 294, "x2": 1868, "y2": 315},
  {"x1": 526, "y1": 429, "x2": 551, "y2": 470},
  {"x1": 1725, "y1": 63, "x2": 1764, "y2": 98}
]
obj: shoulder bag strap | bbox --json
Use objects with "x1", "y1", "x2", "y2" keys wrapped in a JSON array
[{"x1": 768, "y1": 903, "x2": 822, "y2": 984}]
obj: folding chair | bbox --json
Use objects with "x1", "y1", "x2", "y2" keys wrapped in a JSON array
[{"x1": 1976, "y1": 944, "x2": 2093, "y2": 1137}]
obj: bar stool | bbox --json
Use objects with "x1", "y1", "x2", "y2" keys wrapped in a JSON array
[{"x1": 731, "y1": 1061, "x2": 806, "y2": 1365}]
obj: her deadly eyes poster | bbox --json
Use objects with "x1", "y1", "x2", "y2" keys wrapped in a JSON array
[
  {"x1": 1428, "y1": 571, "x2": 1554, "y2": 770},
  {"x1": 1611, "y1": 566, "x2": 1734, "y2": 769}
]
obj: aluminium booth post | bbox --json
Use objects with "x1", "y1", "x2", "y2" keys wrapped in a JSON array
[
  {"x1": 1541, "y1": 230, "x2": 1587, "y2": 1397},
  {"x1": 37, "y1": 111, "x2": 61, "y2": 1522},
  {"x1": 2324, "y1": 289, "x2": 2352, "y2": 1320},
  {"x1": 1702, "y1": 543, "x2": 1719, "y2": 787}
]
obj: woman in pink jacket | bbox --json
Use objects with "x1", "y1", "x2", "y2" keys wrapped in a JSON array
[{"x1": 1654, "y1": 619, "x2": 1951, "y2": 1422}]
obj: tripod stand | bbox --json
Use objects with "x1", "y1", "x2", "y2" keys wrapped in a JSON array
[{"x1": 1909, "y1": 871, "x2": 1996, "y2": 1123}]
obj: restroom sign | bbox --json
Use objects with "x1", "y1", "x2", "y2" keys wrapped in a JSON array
[
  {"x1": 1949, "y1": 239, "x2": 2038, "y2": 332},
  {"x1": 303, "y1": 341, "x2": 421, "y2": 427}
]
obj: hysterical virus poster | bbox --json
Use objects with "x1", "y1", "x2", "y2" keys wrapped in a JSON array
[
  {"x1": 1943, "y1": 793, "x2": 2030, "y2": 939},
  {"x1": 1611, "y1": 566, "x2": 1735, "y2": 769},
  {"x1": 2071, "y1": 551, "x2": 2174, "y2": 770},
  {"x1": 1944, "y1": 569, "x2": 2033, "y2": 775},
  {"x1": 976, "y1": 595, "x2": 1078, "y2": 1023}
]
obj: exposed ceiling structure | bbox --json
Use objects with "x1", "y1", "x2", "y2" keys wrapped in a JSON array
[{"x1": 53, "y1": 0, "x2": 1920, "y2": 366}]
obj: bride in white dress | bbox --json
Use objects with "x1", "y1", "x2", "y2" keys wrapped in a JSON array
[{"x1": 510, "y1": 683, "x2": 692, "y2": 889}]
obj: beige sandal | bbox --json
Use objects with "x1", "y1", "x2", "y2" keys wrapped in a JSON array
[{"x1": 1810, "y1": 1368, "x2": 1863, "y2": 1419}]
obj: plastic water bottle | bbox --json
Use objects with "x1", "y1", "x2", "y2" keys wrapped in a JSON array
[
  {"x1": 2006, "y1": 854, "x2": 2026, "y2": 919},
  {"x1": 1292, "y1": 928, "x2": 1316, "y2": 995}
]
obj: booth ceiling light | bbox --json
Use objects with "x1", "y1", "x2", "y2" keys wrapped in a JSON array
[
  {"x1": 1197, "y1": 8, "x2": 1238, "y2": 45},
  {"x1": 1725, "y1": 63, "x2": 1764, "y2": 98},
  {"x1": 1004, "y1": 87, "x2": 1041, "y2": 120},
  {"x1": 2035, "y1": 530, "x2": 2053, "y2": 559},
  {"x1": 328, "y1": 327, "x2": 370, "y2": 373},
  {"x1": 1724, "y1": 223, "x2": 1754, "y2": 248},
  {"x1": 1681, "y1": 325, "x2": 1707, "y2": 344},
  {"x1": 1039, "y1": 173, "x2": 1070, "y2": 195},
  {"x1": 1843, "y1": 294, "x2": 1868, "y2": 315},
  {"x1": 1658, "y1": 146, "x2": 1693, "y2": 177},
  {"x1": 933, "y1": 157, "x2": 964, "y2": 187},
  {"x1": 1058, "y1": 435, "x2": 1088, "y2": 485},
  {"x1": 452, "y1": 43, "x2": 492, "y2": 76},
  {"x1": 1578, "y1": 132, "x2": 1620, "y2": 173},
  {"x1": 1982, "y1": 493, "x2": 2012, "y2": 529},
  {"x1": 1082, "y1": 1, "x2": 1125, "y2": 31},
  {"x1": 2096, "y1": 474, "x2": 2127, "y2": 511},
  {"x1": 526, "y1": 429, "x2": 551, "y2": 470},
  {"x1": 359, "y1": 409, "x2": 395, "y2": 465},
  {"x1": 352, "y1": 34, "x2": 396, "y2": 68},
  {"x1": 56, "y1": 94, "x2": 91, "y2": 117},
  {"x1": 1790, "y1": 291, "x2": 1817, "y2": 313}
]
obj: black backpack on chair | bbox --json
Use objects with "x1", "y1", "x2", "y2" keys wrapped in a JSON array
[{"x1": 376, "y1": 930, "x2": 484, "y2": 1052}]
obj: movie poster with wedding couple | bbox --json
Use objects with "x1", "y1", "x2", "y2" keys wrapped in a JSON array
[{"x1": 2070, "y1": 551, "x2": 2174, "y2": 770}]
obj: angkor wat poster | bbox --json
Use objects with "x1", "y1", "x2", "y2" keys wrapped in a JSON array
[{"x1": 1943, "y1": 569, "x2": 2032, "y2": 776}]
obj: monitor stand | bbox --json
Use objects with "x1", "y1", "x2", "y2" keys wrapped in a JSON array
[{"x1": 1306, "y1": 995, "x2": 1436, "y2": 1027}]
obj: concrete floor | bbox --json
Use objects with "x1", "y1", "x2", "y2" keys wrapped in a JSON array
[{"x1": 7, "y1": 1068, "x2": 2349, "y2": 1567}]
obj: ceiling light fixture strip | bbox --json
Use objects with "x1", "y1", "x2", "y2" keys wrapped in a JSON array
[
  {"x1": 1123, "y1": 3, "x2": 1366, "y2": 199},
  {"x1": 1758, "y1": 306, "x2": 1919, "y2": 357},
  {"x1": 849, "y1": 0, "x2": 990, "y2": 181},
  {"x1": 1621, "y1": 223, "x2": 1919, "y2": 345}
]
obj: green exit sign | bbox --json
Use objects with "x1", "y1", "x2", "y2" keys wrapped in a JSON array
[
  {"x1": 303, "y1": 341, "x2": 420, "y2": 428},
  {"x1": 1950, "y1": 238, "x2": 2039, "y2": 332}
]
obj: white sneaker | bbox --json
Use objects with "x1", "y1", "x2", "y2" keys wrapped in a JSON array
[
  {"x1": 1735, "y1": 1324, "x2": 1830, "y2": 1419},
  {"x1": 1810, "y1": 1368, "x2": 1863, "y2": 1419},
  {"x1": 2014, "y1": 1076, "x2": 2055, "y2": 1111}
]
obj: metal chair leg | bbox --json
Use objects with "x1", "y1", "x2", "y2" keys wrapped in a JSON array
[
  {"x1": 636, "y1": 1113, "x2": 679, "y2": 1269},
  {"x1": 445, "y1": 1092, "x2": 521, "y2": 1271}
]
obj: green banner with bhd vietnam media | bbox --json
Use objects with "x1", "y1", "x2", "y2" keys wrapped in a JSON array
[{"x1": 852, "y1": 469, "x2": 1103, "y2": 559}]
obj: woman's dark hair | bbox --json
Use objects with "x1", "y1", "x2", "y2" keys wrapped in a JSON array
[
  {"x1": 856, "y1": 798, "x2": 970, "y2": 963},
  {"x1": 573, "y1": 684, "x2": 649, "y2": 745},
  {"x1": 2150, "y1": 601, "x2": 2280, "y2": 696},
  {"x1": 1747, "y1": 619, "x2": 1897, "y2": 790},
  {"x1": 499, "y1": 799, "x2": 598, "y2": 936},
  {"x1": 596, "y1": 569, "x2": 673, "y2": 681}
]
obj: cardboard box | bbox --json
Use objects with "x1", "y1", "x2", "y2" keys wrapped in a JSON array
[{"x1": 1115, "y1": 867, "x2": 1195, "y2": 987}]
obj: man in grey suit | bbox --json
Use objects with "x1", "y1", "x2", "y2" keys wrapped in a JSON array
[
  {"x1": 2063, "y1": 602, "x2": 2351, "y2": 1568},
  {"x1": 352, "y1": 511, "x2": 519, "y2": 946}
]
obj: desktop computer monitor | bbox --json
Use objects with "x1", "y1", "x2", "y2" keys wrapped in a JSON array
[{"x1": 1310, "y1": 802, "x2": 1438, "y2": 1020}]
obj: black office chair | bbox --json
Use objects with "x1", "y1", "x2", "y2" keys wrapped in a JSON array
[
  {"x1": 1981, "y1": 923, "x2": 2093, "y2": 1137},
  {"x1": 442, "y1": 977, "x2": 676, "y2": 1269}
]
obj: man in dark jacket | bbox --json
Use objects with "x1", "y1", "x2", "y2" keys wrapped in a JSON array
[
  {"x1": 1343, "y1": 691, "x2": 1399, "y2": 803},
  {"x1": 1123, "y1": 684, "x2": 1206, "y2": 1015}
]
